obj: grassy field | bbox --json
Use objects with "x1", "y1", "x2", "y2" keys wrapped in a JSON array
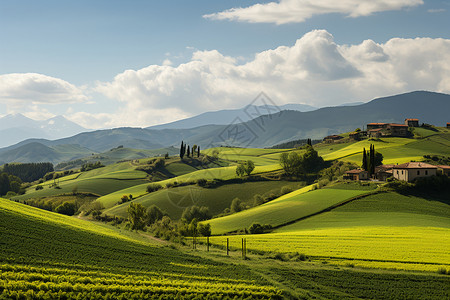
[
  {"x1": 104, "y1": 180, "x2": 305, "y2": 219},
  {"x1": 206, "y1": 186, "x2": 373, "y2": 234},
  {"x1": 209, "y1": 192, "x2": 450, "y2": 272},
  {"x1": 0, "y1": 198, "x2": 281, "y2": 299}
]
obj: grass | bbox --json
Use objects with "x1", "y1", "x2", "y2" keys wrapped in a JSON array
[
  {"x1": 104, "y1": 181, "x2": 305, "y2": 219},
  {"x1": 0, "y1": 198, "x2": 281, "y2": 299},
  {"x1": 209, "y1": 192, "x2": 450, "y2": 272},
  {"x1": 206, "y1": 187, "x2": 371, "y2": 234}
]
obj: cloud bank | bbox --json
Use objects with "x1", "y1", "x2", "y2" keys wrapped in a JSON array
[
  {"x1": 204, "y1": 0, "x2": 423, "y2": 24},
  {"x1": 2, "y1": 30, "x2": 450, "y2": 129},
  {"x1": 93, "y1": 30, "x2": 450, "y2": 128}
]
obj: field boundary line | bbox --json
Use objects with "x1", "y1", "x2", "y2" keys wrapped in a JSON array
[{"x1": 270, "y1": 190, "x2": 386, "y2": 231}]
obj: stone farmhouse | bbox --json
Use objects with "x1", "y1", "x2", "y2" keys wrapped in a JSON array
[
  {"x1": 344, "y1": 169, "x2": 369, "y2": 181},
  {"x1": 392, "y1": 162, "x2": 437, "y2": 182},
  {"x1": 366, "y1": 118, "x2": 419, "y2": 138}
]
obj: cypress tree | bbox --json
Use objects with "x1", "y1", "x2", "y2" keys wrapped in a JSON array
[
  {"x1": 362, "y1": 148, "x2": 367, "y2": 171},
  {"x1": 180, "y1": 141, "x2": 184, "y2": 159},
  {"x1": 197, "y1": 146, "x2": 200, "y2": 157},
  {"x1": 307, "y1": 138, "x2": 312, "y2": 146},
  {"x1": 187, "y1": 145, "x2": 190, "y2": 157}
]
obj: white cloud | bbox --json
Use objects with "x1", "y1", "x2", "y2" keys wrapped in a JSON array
[
  {"x1": 427, "y1": 8, "x2": 446, "y2": 13},
  {"x1": 94, "y1": 29, "x2": 450, "y2": 129},
  {"x1": 0, "y1": 73, "x2": 88, "y2": 106},
  {"x1": 204, "y1": 0, "x2": 423, "y2": 24}
]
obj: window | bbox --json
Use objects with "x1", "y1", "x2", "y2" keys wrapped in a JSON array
[
  {"x1": 401, "y1": 170, "x2": 404, "y2": 175},
  {"x1": 417, "y1": 170, "x2": 420, "y2": 175},
  {"x1": 425, "y1": 170, "x2": 428, "y2": 175}
]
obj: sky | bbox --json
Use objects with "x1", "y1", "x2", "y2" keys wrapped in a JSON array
[{"x1": 0, "y1": 0, "x2": 449, "y2": 129}]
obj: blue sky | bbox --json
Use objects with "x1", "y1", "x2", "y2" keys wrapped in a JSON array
[{"x1": 1, "y1": 0, "x2": 449, "y2": 128}]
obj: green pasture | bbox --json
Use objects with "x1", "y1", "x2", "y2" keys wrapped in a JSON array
[
  {"x1": 209, "y1": 191, "x2": 450, "y2": 272},
  {"x1": 206, "y1": 187, "x2": 370, "y2": 234},
  {"x1": 0, "y1": 198, "x2": 280, "y2": 299},
  {"x1": 104, "y1": 180, "x2": 305, "y2": 219}
]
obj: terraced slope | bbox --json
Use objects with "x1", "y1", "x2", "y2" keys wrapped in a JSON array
[{"x1": 0, "y1": 198, "x2": 281, "y2": 299}]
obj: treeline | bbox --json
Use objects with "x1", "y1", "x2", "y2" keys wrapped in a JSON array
[
  {"x1": 2, "y1": 162, "x2": 54, "y2": 182},
  {"x1": 0, "y1": 173, "x2": 23, "y2": 196},
  {"x1": 80, "y1": 161, "x2": 104, "y2": 172},
  {"x1": 180, "y1": 141, "x2": 200, "y2": 159}
]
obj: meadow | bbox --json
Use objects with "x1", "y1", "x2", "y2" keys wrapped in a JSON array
[{"x1": 0, "y1": 198, "x2": 281, "y2": 299}]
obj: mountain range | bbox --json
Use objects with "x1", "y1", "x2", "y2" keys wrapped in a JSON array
[
  {"x1": 0, "y1": 91, "x2": 449, "y2": 165},
  {"x1": 0, "y1": 114, "x2": 87, "y2": 148}
]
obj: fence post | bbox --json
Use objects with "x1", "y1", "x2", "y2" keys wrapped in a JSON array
[
  {"x1": 207, "y1": 236, "x2": 210, "y2": 252},
  {"x1": 226, "y1": 238, "x2": 229, "y2": 256}
]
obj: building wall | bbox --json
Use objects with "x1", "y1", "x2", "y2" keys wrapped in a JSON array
[{"x1": 393, "y1": 168, "x2": 437, "y2": 182}]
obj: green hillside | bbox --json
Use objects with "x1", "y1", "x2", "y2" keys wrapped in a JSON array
[
  {"x1": 206, "y1": 184, "x2": 374, "y2": 235},
  {"x1": 104, "y1": 180, "x2": 304, "y2": 219},
  {"x1": 209, "y1": 191, "x2": 450, "y2": 272},
  {"x1": 0, "y1": 198, "x2": 280, "y2": 298}
]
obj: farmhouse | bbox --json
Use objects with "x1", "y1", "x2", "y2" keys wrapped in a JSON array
[
  {"x1": 349, "y1": 132, "x2": 361, "y2": 140},
  {"x1": 405, "y1": 118, "x2": 419, "y2": 127},
  {"x1": 447, "y1": 122, "x2": 450, "y2": 129},
  {"x1": 366, "y1": 122, "x2": 409, "y2": 137},
  {"x1": 392, "y1": 162, "x2": 437, "y2": 182},
  {"x1": 374, "y1": 164, "x2": 395, "y2": 181},
  {"x1": 323, "y1": 135, "x2": 343, "y2": 143},
  {"x1": 344, "y1": 169, "x2": 369, "y2": 181}
]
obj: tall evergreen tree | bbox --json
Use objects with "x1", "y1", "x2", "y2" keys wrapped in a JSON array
[
  {"x1": 369, "y1": 144, "x2": 375, "y2": 176},
  {"x1": 180, "y1": 141, "x2": 185, "y2": 159},
  {"x1": 197, "y1": 146, "x2": 200, "y2": 157},
  {"x1": 307, "y1": 138, "x2": 312, "y2": 146},
  {"x1": 362, "y1": 148, "x2": 367, "y2": 171},
  {"x1": 187, "y1": 145, "x2": 190, "y2": 157}
]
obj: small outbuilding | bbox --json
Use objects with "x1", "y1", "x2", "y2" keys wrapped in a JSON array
[
  {"x1": 392, "y1": 162, "x2": 437, "y2": 182},
  {"x1": 344, "y1": 169, "x2": 369, "y2": 181},
  {"x1": 405, "y1": 118, "x2": 419, "y2": 127},
  {"x1": 323, "y1": 135, "x2": 343, "y2": 143},
  {"x1": 374, "y1": 164, "x2": 395, "y2": 181},
  {"x1": 447, "y1": 122, "x2": 450, "y2": 129}
]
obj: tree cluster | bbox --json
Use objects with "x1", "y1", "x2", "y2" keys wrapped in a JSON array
[
  {"x1": 236, "y1": 160, "x2": 255, "y2": 177},
  {"x1": 180, "y1": 141, "x2": 200, "y2": 159},
  {"x1": 361, "y1": 144, "x2": 383, "y2": 176},
  {"x1": 0, "y1": 173, "x2": 23, "y2": 196},
  {"x1": 279, "y1": 145, "x2": 324, "y2": 176},
  {"x1": 2, "y1": 162, "x2": 54, "y2": 182},
  {"x1": 80, "y1": 161, "x2": 104, "y2": 172}
]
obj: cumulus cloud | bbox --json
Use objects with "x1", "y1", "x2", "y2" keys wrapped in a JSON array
[
  {"x1": 0, "y1": 73, "x2": 88, "y2": 107},
  {"x1": 204, "y1": 0, "x2": 423, "y2": 24},
  {"x1": 94, "y1": 29, "x2": 450, "y2": 129}
]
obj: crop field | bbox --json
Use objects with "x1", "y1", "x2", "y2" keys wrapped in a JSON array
[
  {"x1": 0, "y1": 198, "x2": 281, "y2": 299},
  {"x1": 209, "y1": 192, "x2": 450, "y2": 272},
  {"x1": 104, "y1": 180, "x2": 305, "y2": 219},
  {"x1": 206, "y1": 187, "x2": 371, "y2": 234}
]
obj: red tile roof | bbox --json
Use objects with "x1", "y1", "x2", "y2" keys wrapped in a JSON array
[
  {"x1": 438, "y1": 165, "x2": 450, "y2": 170},
  {"x1": 388, "y1": 123, "x2": 408, "y2": 127},
  {"x1": 369, "y1": 128, "x2": 383, "y2": 132},
  {"x1": 393, "y1": 162, "x2": 438, "y2": 169},
  {"x1": 405, "y1": 118, "x2": 419, "y2": 121},
  {"x1": 367, "y1": 123, "x2": 387, "y2": 125},
  {"x1": 346, "y1": 169, "x2": 368, "y2": 174}
]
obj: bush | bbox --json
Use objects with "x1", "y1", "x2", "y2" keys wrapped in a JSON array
[
  {"x1": 437, "y1": 267, "x2": 448, "y2": 275},
  {"x1": 196, "y1": 178, "x2": 207, "y2": 187},
  {"x1": 197, "y1": 223, "x2": 211, "y2": 236},
  {"x1": 35, "y1": 185, "x2": 43, "y2": 191},
  {"x1": 281, "y1": 186, "x2": 293, "y2": 195},
  {"x1": 147, "y1": 205, "x2": 165, "y2": 225},
  {"x1": 55, "y1": 202, "x2": 76, "y2": 216},
  {"x1": 147, "y1": 184, "x2": 163, "y2": 193},
  {"x1": 248, "y1": 223, "x2": 272, "y2": 234},
  {"x1": 230, "y1": 198, "x2": 242, "y2": 213},
  {"x1": 181, "y1": 206, "x2": 211, "y2": 222}
]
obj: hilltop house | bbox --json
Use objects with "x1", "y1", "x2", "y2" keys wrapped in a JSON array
[
  {"x1": 344, "y1": 169, "x2": 369, "y2": 181},
  {"x1": 392, "y1": 162, "x2": 437, "y2": 182},
  {"x1": 447, "y1": 122, "x2": 450, "y2": 129},
  {"x1": 323, "y1": 135, "x2": 343, "y2": 143},
  {"x1": 405, "y1": 118, "x2": 419, "y2": 127},
  {"x1": 366, "y1": 122, "x2": 409, "y2": 137}
]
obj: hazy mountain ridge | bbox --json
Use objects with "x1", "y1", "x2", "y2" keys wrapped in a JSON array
[
  {"x1": 0, "y1": 114, "x2": 87, "y2": 148},
  {"x1": 0, "y1": 91, "x2": 449, "y2": 164}
]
